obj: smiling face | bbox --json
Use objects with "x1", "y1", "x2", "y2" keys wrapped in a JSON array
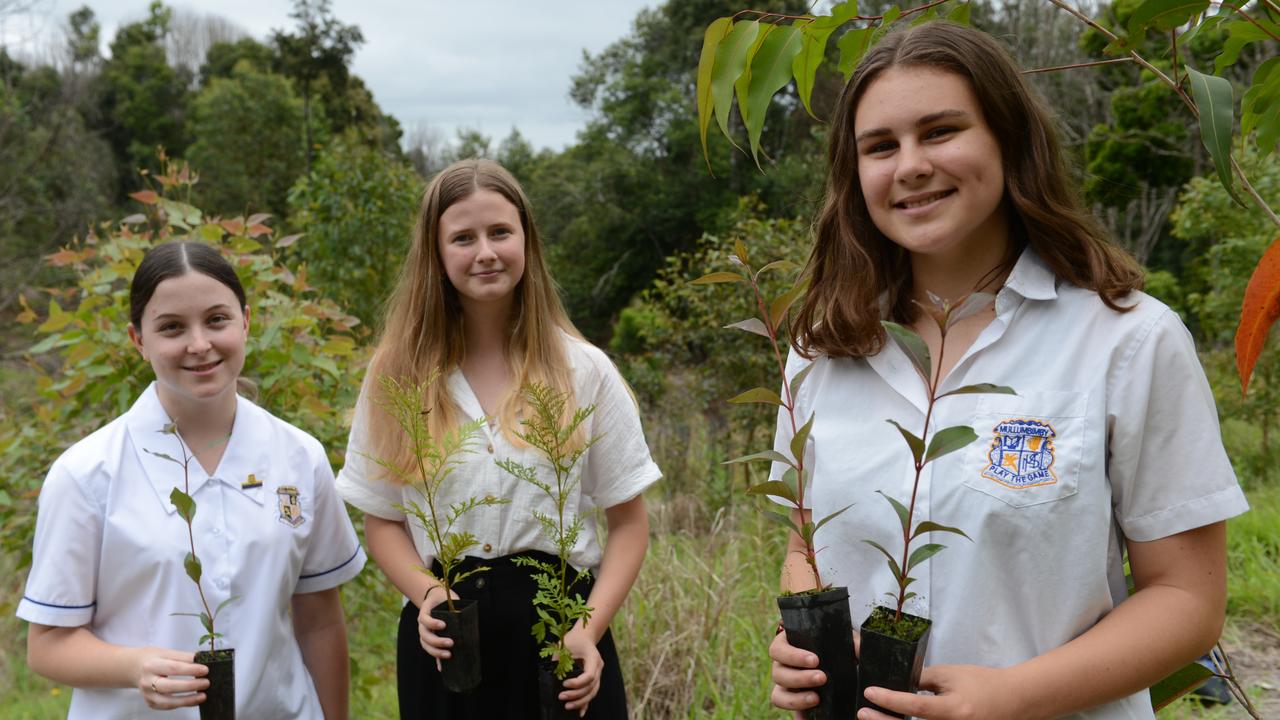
[
  {"x1": 128, "y1": 271, "x2": 249, "y2": 410},
  {"x1": 437, "y1": 188, "x2": 527, "y2": 314},
  {"x1": 854, "y1": 65, "x2": 1009, "y2": 265}
]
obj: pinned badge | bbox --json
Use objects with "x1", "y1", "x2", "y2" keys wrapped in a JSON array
[
  {"x1": 277, "y1": 485, "x2": 305, "y2": 527},
  {"x1": 980, "y1": 418, "x2": 1058, "y2": 489},
  {"x1": 242, "y1": 473, "x2": 263, "y2": 490}
]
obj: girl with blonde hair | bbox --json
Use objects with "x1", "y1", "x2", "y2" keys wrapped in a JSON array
[{"x1": 337, "y1": 159, "x2": 659, "y2": 718}]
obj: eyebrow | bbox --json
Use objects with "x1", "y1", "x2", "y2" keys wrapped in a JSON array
[
  {"x1": 854, "y1": 109, "x2": 970, "y2": 144},
  {"x1": 151, "y1": 304, "x2": 234, "y2": 321}
]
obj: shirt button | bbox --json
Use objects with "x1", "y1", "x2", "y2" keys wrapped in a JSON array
[
  {"x1": 217, "y1": 578, "x2": 228, "y2": 589},
  {"x1": 475, "y1": 577, "x2": 486, "y2": 590},
  {"x1": 483, "y1": 543, "x2": 493, "y2": 552},
  {"x1": 487, "y1": 444, "x2": 494, "y2": 454},
  {"x1": 211, "y1": 527, "x2": 221, "y2": 535}
]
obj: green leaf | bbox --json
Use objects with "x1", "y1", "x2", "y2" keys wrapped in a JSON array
[
  {"x1": 746, "y1": 480, "x2": 798, "y2": 505},
  {"x1": 876, "y1": 490, "x2": 910, "y2": 533},
  {"x1": 169, "y1": 487, "x2": 196, "y2": 522},
  {"x1": 724, "y1": 318, "x2": 770, "y2": 337},
  {"x1": 757, "y1": 259, "x2": 799, "y2": 277},
  {"x1": 789, "y1": 362, "x2": 813, "y2": 402},
  {"x1": 697, "y1": 17, "x2": 735, "y2": 169},
  {"x1": 836, "y1": 26, "x2": 874, "y2": 81},
  {"x1": 938, "y1": 383, "x2": 1016, "y2": 399},
  {"x1": 793, "y1": 2, "x2": 858, "y2": 117},
  {"x1": 906, "y1": 542, "x2": 946, "y2": 571},
  {"x1": 1215, "y1": 18, "x2": 1279, "y2": 74},
  {"x1": 743, "y1": 24, "x2": 804, "y2": 166},
  {"x1": 886, "y1": 419, "x2": 924, "y2": 465},
  {"x1": 814, "y1": 503, "x2": 854, "y2": 535},
  {"x1": 769, "y1": 281, "x2": 805, "y2": 331},
  {"x1": 692, "y1": 271, "x2": 745, "y2": 285},
  {"x1": 724, "y1": 449, "x2": 794, "y2": 467},
  {"x1": 945, "y1": 1, "x2": 971, "y2": 25},
  {"x1": 184, "y1": 552, "x2": 202, "y2": 584},
  {"x1": 1149, "y1": 661, "x2": 1215, "y2": 711},
  {"x1": 862, "y1": 539, "x2": 903, "y2": 582},
  {"x1": 1185, "y1": 66, "x2": 1246, "y2": 207},
  {"x1": 761, "y1": 506, "x2": 803, "y2": 536},
  {"x1": 798, "y1": 520, "x2": 816, "y2": 544},
  {"x1": 729, "y1": 387, "x2": 784, "y2": 406},
  {"x1": 1242, "y1": 57, "x2": 1280, "y2": 158},
  {"x1": 199, "y1": 612, "x2": 212, "y2": 633},
  {"x1": 925, "y1": 425, "x2": 978, "y2": 463},
  {"x1": 711, "y1": 21, "x2": 761, "y2": 151},
  {"x1": 882, "y1": 321, "x2": 930, "y2": 379},
  {"x1": 733, "y1": 23, "x2": 773, "y2": 161},
  {"x1": 1126, "y1": 0, "x2": 1210, "y2": 35},
  {"x1": 790, "y1": 413, "x2": 815, "y2": 472},
  {"x1": 911, "y1": 520, "x2": 971, "y2": 541}
]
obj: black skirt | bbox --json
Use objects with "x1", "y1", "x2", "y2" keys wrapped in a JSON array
[{"x1": 395, "y1": 552, "x2": 629, "y2": 720}]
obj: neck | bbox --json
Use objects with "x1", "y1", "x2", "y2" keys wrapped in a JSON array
[
  {"x1": 155, "y1": 384, "x2": 238, "y2": 440},
  {"x1": 910, "y1": 234, "x2": 1012, "y2": 306},
  {"x1": 461, "y1": 299, "x2": 512, "y2": 359}
]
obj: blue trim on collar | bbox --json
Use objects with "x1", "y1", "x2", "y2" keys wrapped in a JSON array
[
  {"x1": 299, "y1": 546, "x2": 362, "y2": 580},
  {"x1": 23, "y1": 595, "x2": 96, "y2": 610}
]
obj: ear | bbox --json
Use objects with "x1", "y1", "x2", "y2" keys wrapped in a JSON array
[
  {"x1": 127, "y1": 323, "x2": 147, "y2": 361},
  {"x1": 241, "y1": 304, "x2": 251, "y2": 334}
]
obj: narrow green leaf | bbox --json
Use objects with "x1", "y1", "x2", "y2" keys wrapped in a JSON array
[
  {"x1": 199, "y1": 612, "x2": 212, "y2": 633},
  {"x1": 911, "y1": 520, "x2": 971, "y2": 541},
  {"x1": 724, "y1": 318, "x2": 770, "y2": 337},
  {"x1": 711, "y1": 21, "x2": 762, "y2": 151},
  {"x1": 906, "y1": 542, "x2": 946, "y2": 572},
  {"x1": 886, "y1": 419, "x2": 924, "y2": 465},
  {"x1": 814, "y1": 503, "x2": 854, "y2": 535},
  {"x1": 798, "y1": 520, "x2": 816, "y2": 544},
  {"x1": 746, "y1": 480, "x2": 798, "y2": 505},
  {"x1": 729, "y1": 387, "x2": 784, "y2": 406},
  {"x1": 945, "y1": 1, "x2": 971, "y2": 25},
  {"x1": 734, "y1": 23, "x2": 774, "y2": 162},
  {"x1": 789, "y1": 362, "x2": 814, "y2": 402},
  {"x1": 1215, "y1": 18, "x2": 1279, "y2": 74},
  {"x1": 724, "y1": 449, "x2": 794, "y2": 467},
  {"x1": 836, "y1": 26, "x2": 874, "y2": 80},
  {"x1": 734, "y1": 238, "x2": 749, "y2": 266},
  {"x1": 757, "y1": 259, "x2": 799, "y2": 277},
  {"x1": 862, "y1": 539, "x2": 903, "y2": 582},
  {"x1": 762, "y1": 504, "x2": 802, "y2": 536},
  {"x1": 692, "y1": 271, "x2": 745, "y2": 285},
  {"x1": 769, "y1": 281, "x2": 805, "y2": 331},
  {"x1": 938, "y1": 383, "x2": 1016, "y2": 399},
  {"x1": 782, "y1": 467, "x2": 800, "y2": 499},
  {"x1": 876, "y1": 490, "x2": 910, "y2": 532},
  {"x1": 790, "y1": 413, "x2": 815, "y2": 472},
  {"x1": 1149, "y1": 661, "x2": 1215, "y2": 711},
  {"x1": 882, "y1": 321, "x2": 930, "y2": 379},
  {"x1": 925, "y1": 425, "x2": 979, "y2": 463},
  {"x1": 1126, "y1": 0, "x2": 1209, "y2": 35},
  {"x1": 697, "y1": 17, "x2": 735, "y2": 169},
  {"x1": 184, "y1": 552, "x2": 202, "y2": 584},
  {"x1": 1185, "y1": 66, "x2": 1246, "y2": 207},
  {"x1": 792, "y1": 1, "x2": 858, "y2": 117},
  {"x1": 1242, "y1": 57, "x2": 1280, "y2": 158},
  {"x1": 744, "y1": 22, "x2": 805, "y2": 165}
]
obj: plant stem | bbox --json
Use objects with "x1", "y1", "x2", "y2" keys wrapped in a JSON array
[
  {"x1": 1218, "y1": 2, "x2": 1280, "y2": 43},
  {"x1": 174, "y1": 433, "x2": 216, "y2": 653},
  {"x1": 414, "y1": 433, "x2": 454, "y2": 613},
  {"x1": 1021, "y1": 57, "x2": 1132, "y2": 74}
]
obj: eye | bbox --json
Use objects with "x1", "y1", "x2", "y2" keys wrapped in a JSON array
[
  {"x1": 491, "y1": 227, "x2": 512, "y2": 239},
  {"x1": 863, "y1": 139, "x2": 897, "y2": 155},
  {"x1": 452, "y1": 232, "x2": 473, "y2": 244},
  {"x1": 159, "y1": 321, "x2": 182, "y2": 334},
  {"x1": 208, "y1": 314, "x2": 231, "y2": 326},
  {"x1": 925, "y1": 126, "x2": 957, "y2": 140}
]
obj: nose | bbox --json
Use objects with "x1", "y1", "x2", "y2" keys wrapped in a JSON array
[
  {"x1": 187, "y1": 328, "x2": 212, "y2": 354},
  {"x1": 894, "y1": 141, "x2": 932, "y2": 184},
  {"x1": 475, "y1": 236, "x2": 498, "y2": 263}
]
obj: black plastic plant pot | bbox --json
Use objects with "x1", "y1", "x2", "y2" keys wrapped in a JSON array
[
  {"x1": 777, "y1": 586, "x2": 857, "y2": 720},
  {"x1": 537, "y1": 658, "x2": 584, "y2": 720},
  {"x1": 194, "y1": 648, "x2": 235, "y2": 720},
  {"x1": 430, "y1": 598, "x2": 482, "y2": 693},
  {"x1": 857, "y1": 605, "x2": 932, "y2": 719}
]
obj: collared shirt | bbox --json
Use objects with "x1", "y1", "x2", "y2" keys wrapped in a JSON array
[
  {"x1": 19, "y1": 383, "x2": 366, "y2": 719},
  {"x1": 772, "y1": 248, "x2": 1248, "y2": 720},
  {"x1": 337, "y1": 337, "x2": 661, "y2": 575}
]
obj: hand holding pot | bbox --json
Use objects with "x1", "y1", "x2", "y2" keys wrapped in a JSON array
[
  {"x1": 858, "y1": 664, "x2": 1020, "y2": 720},
  {"x1": 134, "y1": 647, "x2": 209, "y2": 710},
  {"x1": 768, "y1": 627, "x2": 862, "y2": 715},
  {"x1": 418, "y1": 584, "x2": 461, "y2": 668},
  {"x1": 559, "y1": 625, "x2": 603, "y2": 716}
]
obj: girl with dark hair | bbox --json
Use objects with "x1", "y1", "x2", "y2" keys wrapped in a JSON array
[
  {"x1": 19, "y1": 241, "x2": 366, "y2": 718},
  {"x1": 768, "y1": 21, "x2": 1246, "y2": 720},
  {"x1": 336, "y1": 159, "x2": 659, "y2": 719}
]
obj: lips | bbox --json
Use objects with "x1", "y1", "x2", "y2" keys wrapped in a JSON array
[
  {"x1": 895, "y1": 189, "x2": 955, "y2": 209},
  {"x1": 184, "y1": 360, "x2": 223, "y2": 373}
]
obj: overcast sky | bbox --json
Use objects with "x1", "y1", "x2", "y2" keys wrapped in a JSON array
[{"x1": 1, "y1": 0, "x2": 658, "y2": 150}]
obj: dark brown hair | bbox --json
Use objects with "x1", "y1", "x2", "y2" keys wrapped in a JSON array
[
  {"x1": 130, "y1": 241, "x2": 247, "y2": 331},
  {"x1": 794, "y1": 21, "x2": 1143, "y2": 358}
]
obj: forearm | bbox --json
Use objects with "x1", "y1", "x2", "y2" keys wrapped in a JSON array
[
  {"x1": 27, "y1": 624, "x2": 146, "y2": 688},
  {"x1": 364, "y1": 514, "x2": 435, "y2": 603},
  {"x1": 578, "y1": 496, "x2": 649, "y2": 643},
  {"x1": 292, "y1": 589, "x2": 350, "y2": 720},
  {"x1": 780, "y1": 509, "x2": 817, "y2": 594}
]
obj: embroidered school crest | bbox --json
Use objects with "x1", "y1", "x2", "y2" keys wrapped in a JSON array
[
  {"x1": 981, "y1": 419, "x2": 1058, "y2": 489},
  {"x1": 277, "y1": 485, "x2": 305, "y2": 527}
]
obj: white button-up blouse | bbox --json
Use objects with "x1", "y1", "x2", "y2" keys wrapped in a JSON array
[
  {"x1": 337, "y1": 337, "x2": 662, "y2": 574},
  {"x1": 772, "y1": 248, "x2": 1248, "y2": 720},
  {"x1": 19, "y1": 384, "x2": 366, "y2": 719}
]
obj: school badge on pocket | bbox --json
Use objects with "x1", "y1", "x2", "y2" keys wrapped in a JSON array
[
  {"x1": 277, "y1": 485, "x2": 305, "y2": 527},
  {"x1": 981, "y1": 419, "x2": 1058, "y2": 489}
]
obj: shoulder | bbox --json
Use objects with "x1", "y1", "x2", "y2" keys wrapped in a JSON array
[
  {"x1": 1052, "y1": 284, "x2": 1185, "y2": 350},
  {"x1": 562, "y1": 334, "x2": 622, "y2": 384},
  {"x1": 49, "y1": 413, "x2": 132, "y2": 487},
  {"x1": 239, "y1": 397, "x2": 329, "y2": 467}
]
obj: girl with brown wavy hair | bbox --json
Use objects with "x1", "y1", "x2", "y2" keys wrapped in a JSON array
[
  {"x1": 337, "y1": 159, "x2": 660, "y2": 718},
  {"x1": 768, "y1": 21, "x2": 1246, "y2": 720}
]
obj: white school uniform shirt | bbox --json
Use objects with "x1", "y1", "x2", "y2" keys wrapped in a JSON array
[
  {"x1": 18, "y1": 383, "x2": 366, "y2": 720},
  {"x1": 772, "y1": 248, "x2": 1248, "y2": 720},
  {"x1": 337, "y1": 336, "x2": 661, "y2": 576}
]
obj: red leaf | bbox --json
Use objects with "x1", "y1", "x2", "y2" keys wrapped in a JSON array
[
  {"x1": 1236, "y1": 235, "x2": 1280, "y2": 396},
  {"x1": 129, "y1": 190, "x2": 159, "y2": 204},
  {"x1": 276, "y1": 234, "x2": 301, "y2": 248},
  {"x1": 220, "y1": 219, "x2": 244, "y2": 235},
  {"x1": 247, "y1": 223, "x2": 272, "y2": 237},
  {"x1": 45, "y1": 248, "x2": 93, "y2": 266},
  {"x1": 246, "y1": 213, "x2": 272, "y2": 226}
]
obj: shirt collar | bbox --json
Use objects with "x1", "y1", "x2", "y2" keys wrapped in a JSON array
[
  {"x1": 126, "y1": 383, "x2": 269, "y2": 514},
  {"x1": 1001, "y1": 246, "x2": 1058, "y2": 302}
]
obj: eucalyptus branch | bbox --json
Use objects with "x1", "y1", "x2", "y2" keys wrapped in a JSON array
[
  {"x1": 1021, "y1": 57, "x2": 1132, "y2": 74},
  {"x1": 1218, "y1": 2, "x2": 1280, "y2": 42}
]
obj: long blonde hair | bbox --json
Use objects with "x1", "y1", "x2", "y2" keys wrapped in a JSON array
[{"x1": 365, "y1": 159, "x2": 584, "y2": 479}]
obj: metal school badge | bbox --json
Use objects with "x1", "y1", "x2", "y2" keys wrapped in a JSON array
[
  {"x1": 981, "y1": 418, "x2": 1058, "y2": 488},
  {"x1": 277, "y1": 485, "x2": 305, "y2": 527}
]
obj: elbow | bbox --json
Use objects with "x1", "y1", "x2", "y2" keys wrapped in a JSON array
[{"x1": 26, "y1": 626, "x2": 55, "y2": 679}]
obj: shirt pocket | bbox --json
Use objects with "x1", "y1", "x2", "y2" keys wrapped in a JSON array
[{"x1": 961, "y1": 390, "x2": 1087, "y2": 508}]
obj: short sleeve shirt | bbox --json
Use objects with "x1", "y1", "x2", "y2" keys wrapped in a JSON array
[
  {"x1": 772, "y1": 248, "x2": 1248, "y2": 720},
  {"x1": 18, "y1": 384, "x2": 366, "y2": 719},
  {"x1": 337, "y1": 336, "x2": 662, "y2": 574}
]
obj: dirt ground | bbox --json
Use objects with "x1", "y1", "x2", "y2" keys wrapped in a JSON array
[{"x1": 1216, "y1": 620, "x2": 1280, "y2": 718}]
